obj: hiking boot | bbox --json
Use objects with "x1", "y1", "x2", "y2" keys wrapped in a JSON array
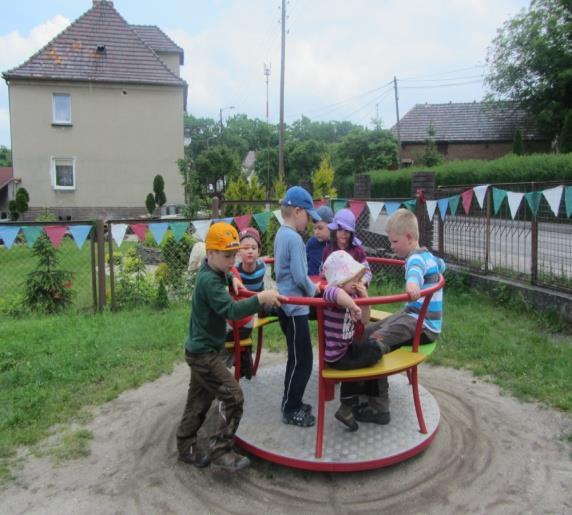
[
  {"x1": 353, "y1": 402, "x2": 391, "y2": 425},
  {"x1": 283, "y1": 406, "x2": 315, "y2": 427},
  {"x1": 335, "y1": 404, "x2": 359, "y2": 431},
  {"x1": 211, "y1": 449, "x2": 251, "y2": 472},
  {"x1": 178, "y1": 445, "x2": 211, "y2": 468}
]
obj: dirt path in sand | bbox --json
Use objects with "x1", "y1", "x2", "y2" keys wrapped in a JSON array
[{"x1": 2, "y1": 354, "x2": 571, "y2": 514}]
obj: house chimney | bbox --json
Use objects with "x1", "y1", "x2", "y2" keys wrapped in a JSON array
[{"x1": 93, "y1": 0, "x2": 112, "y2": 5}]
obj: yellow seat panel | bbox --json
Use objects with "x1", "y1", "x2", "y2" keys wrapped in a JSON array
[
  {"x1": 369, "y1": 309, "x2": 392, "y2": 322},
  {"x1": 253, "y1": 316, "x2": 279, "y2": 329},
  {"x1": 322, "y1": 348, "x2": 426, "y2": 380},
  {"x1": 224, "y1": 338, "x2": 253, "y2": 349}
]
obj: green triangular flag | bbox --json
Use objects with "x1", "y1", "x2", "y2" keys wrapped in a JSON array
[
  {"x1": 402, "y1": 199, "x2": 417, "y2": 212},
  {"x1": 448, "y1": 194, "x2": 460, "y2": 215},
  {"x1": 21, "y1": 226, "x2": 43, "y2": 247},
  {"x1": 492, "y1": 187, "x2": 507, "y2": 214},
  {"x1": 524, "y1": 191, "x2": 542, "y2": 217},
  {"x1": 332, "y1": 199, "x2": 347, "y2": 213},
  {"x1": 565, "y1": 186, "x2": 572, "y2": 218},
  {"x1": 170, "y1": 222, "x2": 189, "y2": 242},
  {"x1": 253, "y1": 211, "x2": 272, "y2": 233}
]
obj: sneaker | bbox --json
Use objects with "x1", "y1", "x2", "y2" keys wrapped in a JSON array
[
  {"x1": 283, "y1": 407, "x2": 315, "y2": 427},
  {"x1": 353, "y1": 403, "x2": 391, "y2": 425},
  {"x1": 211, "y1": 449, "x2": 251, "y2": 472},
  {"x1": 178, "y1": 445, "x2": 211, "y2": 468},
  {"x1": 281, "y1": 402, "x2": 312, "y2": 413},
  {"x1": 334, "y1": 404, "x2": 359, "y2": 431}
]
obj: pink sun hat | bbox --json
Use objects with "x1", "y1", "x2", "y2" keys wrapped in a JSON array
[{"x1": 322, "y1": 250, "x2": 366, "y2": 286}]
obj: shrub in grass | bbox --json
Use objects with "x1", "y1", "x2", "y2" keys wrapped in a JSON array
[
  {"x1": 154, "y1": 279, "x2": 169, "y2": 310},
  {"x1": 23, "y1": 233, "x2": 73, "y2": 314}
]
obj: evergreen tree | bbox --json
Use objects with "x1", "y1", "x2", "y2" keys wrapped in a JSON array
[
  {"x1": 560, "y1": 111, "x2": 572, "y2": 153},
  {"x1": 512, "y1": 128, "x2": 524, "y2": 155},
  {"x1": 420, "y1": 123, "x2": 444, "y2": 167},
  {"x1": 145, "y1": 193, "x2": 156, "y2": 215},
  {"x1": 312, "y1": 155, "x2": 337, "y2": 198}
]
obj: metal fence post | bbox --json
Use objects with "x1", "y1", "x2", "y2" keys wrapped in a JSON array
[
  {"x1": 95, "y1": 219, "x2": 106, "y2": 312},
  {"x1": 530, "y1": 182, "x2": 538, "y2": 285},
  {"x1": 107, "y1": 220, "x2": 116, "y2": 310},
  {"x1": 90, "y1": 228, "x2": 98, "y2": 312},
  {"x1": 484, "y1": 188, "x2": 491, "y2": 274}
]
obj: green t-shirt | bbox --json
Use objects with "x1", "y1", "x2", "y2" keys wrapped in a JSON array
[{"x1": 185, "y1": 261, "x2": 260, "y2": 354}]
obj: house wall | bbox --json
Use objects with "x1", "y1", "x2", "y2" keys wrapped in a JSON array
[
  {"x1": 9, "y1": 80, "x2": 184, "y2": 219},
  {"x1": 401, "y1": 140, "x2": 551, "y2": 163},
  {"x1": 155, "y1": 53, "x2": 180, "y2": 77}
]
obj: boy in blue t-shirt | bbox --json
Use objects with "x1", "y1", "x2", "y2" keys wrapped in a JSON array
[
  {"x1": 306, "y1": 205, "x2": 333, "y2": 276},
  {"x1": 274, "y1": 186, "x2": 322, "y2": 427}
]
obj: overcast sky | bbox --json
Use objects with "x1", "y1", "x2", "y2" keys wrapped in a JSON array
[{"x1": 0, "y1": 0, "x2": 531, "y2": 148}]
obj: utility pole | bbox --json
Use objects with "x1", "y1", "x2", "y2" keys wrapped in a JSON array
[
  {"x1": 264, "y1": 63, "x2": 271, "y2": 124},
  {"x1": 278, "y1": 0, "x2": 286, "y2": 182},
  {"x1": 219, "y1": 105, "x2": 235, "y2": 133},
  {"x1": 394, "y1": 76, "x2": 402, "y2": 168}
]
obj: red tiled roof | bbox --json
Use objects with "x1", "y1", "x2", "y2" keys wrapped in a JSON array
[
  {"x1": 0, "y1": 167, "x2": 13, "y2": 189},
  {"x1": 2, "y1": 1, "x2": 186, "y2": 88}
]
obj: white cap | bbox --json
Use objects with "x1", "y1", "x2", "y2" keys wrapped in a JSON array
[{"x1": 322, "y1": 250, "x2": 366, "y2": 286}]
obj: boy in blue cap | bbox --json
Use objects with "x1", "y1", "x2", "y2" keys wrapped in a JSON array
[{"x1": 274, "y1": 186, "x2": 322, "y2": 427}]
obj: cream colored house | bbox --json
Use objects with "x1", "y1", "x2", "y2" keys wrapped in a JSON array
[{"x1": 2, "y1": 0, "x2": 187, "y2": 220}]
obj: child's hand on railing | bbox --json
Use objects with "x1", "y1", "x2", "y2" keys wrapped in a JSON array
[
  {"x1": 406, "y1": 281, "x2": 421, "y2": 300},
  {"x1": 257, "y1": 289, "x2": 286, "y2": 309}
]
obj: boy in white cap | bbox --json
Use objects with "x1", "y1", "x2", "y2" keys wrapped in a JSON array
[{"x1": 322, "y1": 250, "x2": 391, "y2": 431}]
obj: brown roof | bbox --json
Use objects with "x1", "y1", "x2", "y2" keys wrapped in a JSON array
[
  {"x1": 2, "y1": 1, "x2": 186, "y2": 88},
  {"x1": 131, "y1": 25, "x2": 184, "y2": 65},
  {"x1": 391, "y1": 102, "x2": 548, "y2": 143},
  {"x1": 0, "y1": 167, "x2": 14, "y2": 189}
]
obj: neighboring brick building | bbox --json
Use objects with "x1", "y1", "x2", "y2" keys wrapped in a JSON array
[{"x1": 391, "y1": 102, "x2": 551, "y2": 165}]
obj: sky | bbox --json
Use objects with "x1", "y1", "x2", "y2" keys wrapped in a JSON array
[{"x1": 0, "y1": 0, "x2": 532, "y2": 148}]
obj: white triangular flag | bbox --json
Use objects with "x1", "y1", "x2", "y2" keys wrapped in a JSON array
[
  {"x1": 272, "y1": 209, "x2": 284, "y2": 226},
  {"x1": 192, "y1": 220, "x2": 211, "y2": 241},
  {"x1": 506, "y1": 191, "x2": 524, "y2": 219},
  {"x1": 426, "y1": 200, "x2": 438, "y2": 222},
  {"x1": 542, "y1": 185, "x2": 563, "y2": 217},
  {"x1": 473, "y1": 184, "x2": 489, "y2": 209},
  {"x1": 111, "y1": 223, "x2": 128, "y2": 247},
  {"x1": 366, "y1": 201, "x2": 384, "y2": 223}
]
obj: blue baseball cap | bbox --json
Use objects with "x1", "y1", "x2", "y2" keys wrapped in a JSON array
[{"x1": 281, "y1": 186, "x2": 321, "y2": 222}]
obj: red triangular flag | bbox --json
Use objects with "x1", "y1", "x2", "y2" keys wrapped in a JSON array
[
  {"x1": 44, "y1": 225, "x2": 67, "y2": 248},
  {"x1": 130, "y1": 223, "x2": 148, "y2": 242},
  {"x1": 234, "y1": 214, "x2": 252, "y2": 232},
  {"x1": 461, "y1": 189, "x2": 474, "y2": 214},
  {"x1": 349, "y1": 200, "x2": 366, "y2": 220}
]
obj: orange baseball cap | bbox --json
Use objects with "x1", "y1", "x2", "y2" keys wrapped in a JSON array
[{"x1": 205, "y1": 222, "x2": 241, "y2": 251}]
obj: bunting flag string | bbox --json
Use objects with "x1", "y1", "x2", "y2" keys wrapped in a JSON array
[
  {"x1": 461, "y1": 189, "x2": 474, "y2": 214},
  {"x1": 0, "y1": 226, "x2": 20, "y2": 249},
  {"x1": 170, "y1": 221, "x2": 189, "y2": 242},
  {"x1": 448, "y1": 194, "x2": 460, "y2": 216},
  {"x1": 130, "y1": 223, "x2": 147, "y2": 242},
  {"x1": 234, "y1": 214, "x2": 252, "y2": 232},
  {"x1": 213, "y1": 217, "x2": 233, "y2": 224},
  {"x1": 272, "y1": 209, "x2": 284, "y2": 226},
  {"x1": 384, "y1": 201, "x2": 400, "y2": 216},
  {"x1": 68, "y1": 225, "x2": 92, "y2": 249},
  {"x1": 191, "y1": 220, "x2": 211, "y2": 241},
  {"x1": 506, "y1": 191, "x2": 524, "y2": 219},
  {"x1": 426, "y1": 200, "x2": 437, "y2": 222},
  {"x1": 253, "y1": 211, "x2": 272, "y2": 233},
  {"x1": 473, "y1": 184, "x2": 489, "y2": 209},
  {"x1": 348, "y1": 199, "x2": 366, "y2": 219},
  {"x1": 366, "y1": 201, "x2": 384, "y2": 222},
  {"x1": 402, "y1": 199, "x2": 416, "y2": 212},
  {"x1": 542, "y1": 185, "x2": 563, "y2": 217},
  {"x1": 524, "y1": 191, "x2": 542, "y2": 217},
  {"x1": 566, "y1": 186, "x2": 572, "y2": 218},
  {"x1": 44, "y1": 225, "x2": 67, "y2": 248},
  {"x1": 332, "y1": 199, "x2": 347, "y2": 213},
  {"x1": 437, "y1": 198, "x2": 449, "y2": 219},
  {"x1": 492, "y1": 187, "x2": 507, "y2": 215},
  {"x1": 149, "y1": 222, "x2": 169, "y2": 245},
  {"x1": 111, "y1": 223, "x2": 128, "y2": 247},
  {"x1": 21, "y1": 226, "x2": 43, "y2": 247}
]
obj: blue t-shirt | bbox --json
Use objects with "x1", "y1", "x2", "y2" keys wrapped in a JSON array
[{"x1": 306, "y1": 236, "x2": 326, "y2": 276}]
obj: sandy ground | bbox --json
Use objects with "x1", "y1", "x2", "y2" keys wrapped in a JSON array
[{"x1": 2, "y1": 353, "x2": 571, "y2": 515}]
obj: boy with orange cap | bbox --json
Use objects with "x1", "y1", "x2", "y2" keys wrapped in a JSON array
[{"x1": 176, "y1": 222, "x2": 283, "y2": 471}]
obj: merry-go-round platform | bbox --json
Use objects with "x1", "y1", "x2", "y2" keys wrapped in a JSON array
[{"x1": 235, "y1": 362, "x2": 440, "y2": 472}]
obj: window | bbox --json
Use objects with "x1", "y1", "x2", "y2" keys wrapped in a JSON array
[
  {"x1": 52, "y1": 93, "x2": 71, "y2": 124},
  {"x1": 51, "y1": 157, "x2": 76, "y2": 190}
]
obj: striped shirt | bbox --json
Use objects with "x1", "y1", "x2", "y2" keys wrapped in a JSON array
[
  {"x1": 237, "y1": 259, "x2": 266, "y2": 293},
  {"x1": 404, "y1": 249, "x2": 446, "y2": 334},
  {"x1": 323, "y1": 286, "x2": 358, "y2": 363}
]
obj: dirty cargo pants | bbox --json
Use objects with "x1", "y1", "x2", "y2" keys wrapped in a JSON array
[{"x1": 176, "y1": 350, "x2": 244, "y2": 460}]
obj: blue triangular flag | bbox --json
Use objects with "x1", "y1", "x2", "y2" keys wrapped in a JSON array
[
  {"x1": 69, "y1": 225, "x2": 92, "y2": 249},
  {"x1": 149, "y1": 223, "x2": 169, "y2": 244},
  {"x1": 384, "y1": 202, "x2": 400, "y2": 216},
  {"x1": 438, "y1": 198, "x2": 449, "y2": 219},
  {"x1": 0, "y1": 226, "x2": 20, "y2": 249}
]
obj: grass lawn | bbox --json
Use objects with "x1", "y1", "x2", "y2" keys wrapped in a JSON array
[{"x1": 1, "y1": 282, "x2": 571, "y2": 480}]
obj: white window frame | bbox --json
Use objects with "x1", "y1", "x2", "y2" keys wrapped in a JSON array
[
  {"x1": 51, "y1": 157, "x2": 76, "y2": 190},
  {"x1": 52, "y1": 93, "x2": 72, "y2": 125}
]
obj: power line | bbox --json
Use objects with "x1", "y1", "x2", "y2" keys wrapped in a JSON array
[
  {"x1": 399, "y1": 79, "x2": 484, "y2": 89},
  {"x1": 399, "y1": 63, "x2": 486, "y2": 80},
  {"x1": 399, "y1": 74, "x2": 485, "y2": 83}
]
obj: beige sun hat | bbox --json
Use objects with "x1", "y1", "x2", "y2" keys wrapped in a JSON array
[{"x1": 322, "y1": 250, "x2": 366, "y2": 286}]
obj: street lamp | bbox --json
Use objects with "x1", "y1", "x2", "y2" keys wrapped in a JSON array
[{"x1": 219, "y1": 105, "x2": 235, "y2": 131}]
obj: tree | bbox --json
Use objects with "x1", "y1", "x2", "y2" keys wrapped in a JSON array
[
  {"x1": 145, "y1": 193, "x2": 156, "y2": 215},
  {"x1": 224, "y1": 175, "x2": 266, "y2": 216},
  {"x1": 153, "y1": 174, "x2": 166, "y2": 208},
  {"x1": 195, "y1": 145, "x2": 241, "y2": 194},
  {"x1": 312, "y1": 155, "x2": 337, "y2": 199},
  {"x1": 0, "y1": 145, "x2": 11, "y2": 166},
  {"x1": 8, "y1": 187, "x2": 29, "y2": 221},
  {"x1": 486, "y1": 0, "x2": 572, "y2": 138},
  {"x1": 420, "y1": 123, "x2": 444, "y2": 167},
  {"x1": 560, "y1": 111, "x2": 572, "y2": 153},
  {"x1": 513, "y1": 128, "x2": 524, "y2": 155}
]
